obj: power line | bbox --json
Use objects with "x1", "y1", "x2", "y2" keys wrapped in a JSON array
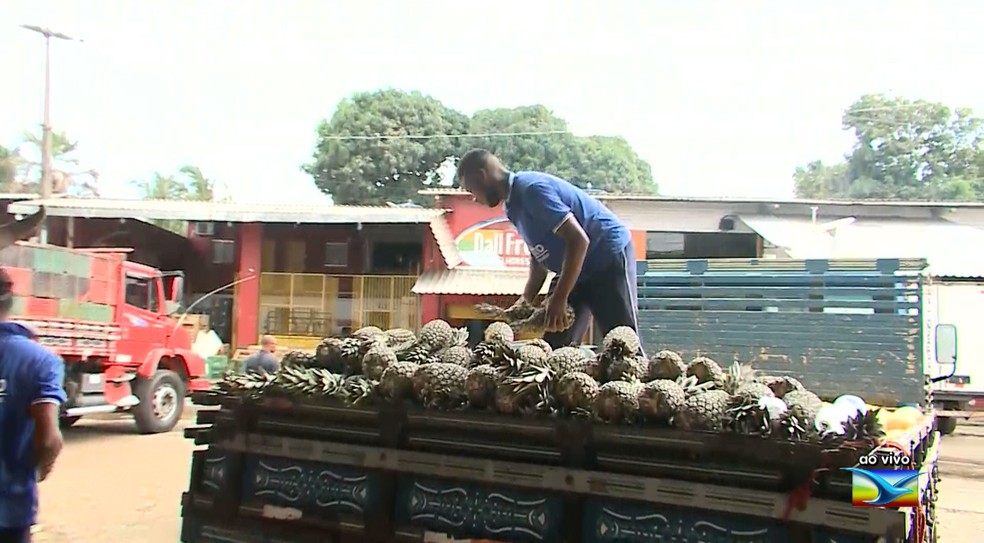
[{"x1": 318, "y1": 129, "x2": 571, "y2": 141}]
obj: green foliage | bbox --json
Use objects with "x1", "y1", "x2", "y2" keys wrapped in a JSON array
[
  {"x1": 794, "y1": 94, "x2": 984, "y2": 201},
  {"x1": 306, "y1": 90, "x2": 657, "y2": 204},
  {"x1": 131, "y1": 166, "x2": 219, "y2": 235},
  {"x1": 1, "y1": 130, "x2": 99, "y2": 196}
]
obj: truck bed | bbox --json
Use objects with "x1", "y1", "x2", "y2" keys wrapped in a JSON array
[
  {"x1": 180, "y1": 391, "x2": 940, "y2": 543},
  {"x1": 13, "y1": 316, "x2": 120, "y2": 358}
]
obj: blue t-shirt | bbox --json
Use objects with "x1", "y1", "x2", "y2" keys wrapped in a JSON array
[
  {"x1": 244, "y1": 351, "x2": 279, "y2": 374},
  {"x1": 0, "y1": 321, "x2": 67, "y2": 528},
  {"x1": 504, "y1": 171, "x2": 631, "y2": 279}
]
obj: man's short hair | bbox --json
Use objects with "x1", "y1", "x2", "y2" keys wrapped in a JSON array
[{"x1": 456, "y1": 149, "x2": 494, "y2": 182}]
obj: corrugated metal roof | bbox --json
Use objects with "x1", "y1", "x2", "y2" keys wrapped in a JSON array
[
  {"x1": 417, "y1": 188, "x2": 984, "y2": 208},
  {"x1": 739, "y1": 215, "x2": 984, "y2": 278},
  {"x1": 428, "y1": 216, "x2": 462, "y2": 268},
  {"x1": 7, "y1": 198, "x2": 444, "y2": 224},
  {"x1": 412, "y1": 268, "x2": 553, "y2": 296}
]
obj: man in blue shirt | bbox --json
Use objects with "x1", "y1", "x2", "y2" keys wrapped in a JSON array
[
  {"x1": 0, "y1": 209, "x2": 66, "y2": 543},
  {"x1": 243, "y1": 335, "x2": 280, "y2": 374},
  {"x1": 456, "y1": 149, "x2": 642, "y2": 352}
]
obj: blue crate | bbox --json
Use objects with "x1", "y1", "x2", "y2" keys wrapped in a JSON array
[{"x1": 240, "y1": 455, "x2": 383, "y2": 517}]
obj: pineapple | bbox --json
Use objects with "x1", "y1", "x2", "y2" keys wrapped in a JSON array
[
  {"x1": 308, "y1": 368, "x2": 343, "y2": 398},
  {"x1": 465, "y1": 364, "x2": 499, "y2": 408},
  {"x1": 594, "y1": 379, "x2": 644, "y2": 423},
  {"x1": 484, "y1": 321, "x2": 515, "y2": 345},
  {"x1": 397, "y1": 343, "x2": 434, "y2": 365},
  {"x1": 757, "y1": 375, "x2": 804, "y2": 399},
  {"x1": 218, "y1": 370, "x2": 275, "y2": 398},
  {"x1": 315, "y1": 337, "x2": 345, "y2": 372},
  {"x1": 527, "y1": 338, "x2": 552, "y2": 355},
  {"x1": 722, "y1": 363, "x2": 774, "y2": 403},
  {"x1": 494, "y1": 381, "x2": 523, "y2": 415},
  {"x1": 385, "y1": 328, "x2": 416, "y2": 347},
  {"x1": 638, "y1": 375, "x2": 708, "y2": 423},
  {"x1": 361, "y1": 343, "x2": 398, "y2": 381},
  {"x1": 517, "y1": 344, "x2": 548, "y2": 367},
  {"x1": 782, "y1": 389, "x2": 823, "y2": 423},
  {"x1": 547, "y1": 346, "x2": 589, "y2": 377},
  {"x1": 603, "y1": 353, "x2": 648, "y2": 382},
  {"x1": 725, "y1": 396, "x2": 776, "y2": 437},
  {"x1": 379, "y1": 361, "x2": 419, "y2": 401},
  {"x1": 419, "y1": 319, "x2": 455, "y2": 351},
  {"x1": 471, "y1": 341, "x2": 497, "y2": 366},
  {"x1": 648, "y1": 350, "x2": 686, "y2": 381},
  {"x1": 509, "y1": 304, "x2": 576, "y2": 336},
  {"x1": 339, "y1": 374, "x2": 377, "y2": 406},
  {"x1": 504, "y1": 363, "x2": 557, "y2": 415},
  {"x1": 602, "y1": 326, "x2": 641, "y2": 358},
  {"x1": 474, "y1": 300, "x2": 536, "y2": 322},
  {"x1": 412, "y1": 362, "x2": 469, "y2": 409},
  {"x1": 339, "y1": 337, "x2": 364, "y2": 374},
  {"x1": 280, "y1": 350, "x2": 315, "y2": 368},
  {"x1": 686, "y1": 356, "x2": 725, "y2": 386},
  {"x1": 677, "y1": 389, "x2": 731, "y2": 431},
  {"x1": 555, "y1": 371, "x2": 600, "y2": 413},
  {"x1": 439, "y1": 346, "x2": 472, "y2": 366},
  {"x1": 840, "y1": 408, "x2": 885, "y2": 445},
  {"x1": 353, "y1": 326, "x2": 384, "y2": 341}
]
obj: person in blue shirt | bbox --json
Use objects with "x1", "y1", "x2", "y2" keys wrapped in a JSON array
[
  {"x1": 0, "y1": 215, "x2": 67, "y2": 543},
  {"x1": 243, "y1": 335, "x2": 280, "y2": 374},
  {"x1": 456, "y1": 149, "x2": 643, "y2": 353}
]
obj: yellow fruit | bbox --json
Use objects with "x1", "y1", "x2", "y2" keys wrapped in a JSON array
[{"x1": 885, "y1": 408, "x2": 923, "y2": 432}]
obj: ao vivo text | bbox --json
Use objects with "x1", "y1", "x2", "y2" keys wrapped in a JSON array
[{"x1": 858, "y1": 449, "x2": 912, "y2": 467}]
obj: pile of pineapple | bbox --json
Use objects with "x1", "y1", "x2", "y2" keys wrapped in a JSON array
[{"x1": 218, "y1": 319, "x2": 884, "y2": 445}]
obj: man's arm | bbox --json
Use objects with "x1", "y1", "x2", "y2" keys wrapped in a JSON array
[
  {"x1": 551, "y1": 220, "x2": 589, "y2": 301},
  {"x1": 522, "y1": 258, "x2": 549, "y2": 303},
  {"x1": 31, "y1": 353, "x2": 67, "y2": 481},
  {"x1": 525, "y1": 182, "x2": 590, "y2": 302}
]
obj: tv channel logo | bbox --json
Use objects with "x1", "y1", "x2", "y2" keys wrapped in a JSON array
[{"x1": 843, "y1": 442, "x2": 920, "y2": 508}]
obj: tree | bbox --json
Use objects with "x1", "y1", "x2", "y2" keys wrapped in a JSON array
[
  {"x1": 305, "y1": 91, "x2": 657, "y2": 204},
  {"x1": 131, "y1": 166, "x2": 219, "y2": 234},
  {"x1": 465, "y1": 106, "x2": 656, "y2": 193},
  {"x1": 305, "y1": 89, "x2": 470, "y2": 205},
  {"x1": 1, "y1": 130, "x2": 100, "y2": 196},
  {"x1": 0, "y1": 145, "x2": 16, "y2": 190},
  {"x1": 794, "y1": 94, "x2": 984, "y2": 201}
]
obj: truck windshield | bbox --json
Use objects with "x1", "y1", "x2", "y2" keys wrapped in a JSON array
[{"x1": 125, "y1": 274, "x2": 160, "y2": 313}]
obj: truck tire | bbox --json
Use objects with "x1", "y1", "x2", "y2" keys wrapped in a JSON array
[
  {"x1": 133, "y1": 369, "x2": 185, "y2": 434},
  {"x1": 937, "y1": 416, "x2": 958, "y2": 436}
]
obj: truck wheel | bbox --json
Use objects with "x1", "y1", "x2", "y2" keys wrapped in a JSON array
[
  {"x1": 937, "y1": 416, "x2": 958, "y2": 436},
  {"x1": 133, "y1": 369, "x2": 185, "y2": 434}
]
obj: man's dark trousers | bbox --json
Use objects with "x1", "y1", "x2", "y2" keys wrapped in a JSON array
[{"x1": 542, "y1": 241, "x2": 643, "y2": 355}]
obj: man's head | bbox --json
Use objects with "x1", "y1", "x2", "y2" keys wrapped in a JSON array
[
  {"x1": 456, "y1": 149, "x2": 509, "y2": 208},
  {"x1": 260, "y1": 334, "x2": 277, "y2": 353},
  {"x1": 0, "y1": 268, "x2": 12, "y2": 319}
]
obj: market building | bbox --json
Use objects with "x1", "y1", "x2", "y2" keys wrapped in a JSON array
[{"x1": 9, "y1": 193, "x2": 984, "y2": 351}]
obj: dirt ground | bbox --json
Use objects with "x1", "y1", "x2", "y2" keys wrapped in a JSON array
[{"x1": 29, "y1": 410, "x2": 984, "y2": 542}]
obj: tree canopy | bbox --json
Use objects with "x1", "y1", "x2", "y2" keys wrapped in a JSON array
[
  {"x1": 0, "y1": 130, "x2": 100, "y2": 196},
  {"x1": 794, "y1": 94, "x2": 984, "y2": 201},
  {"x1": 305, "y1": 90, "x2": 656, "y2": 205}
]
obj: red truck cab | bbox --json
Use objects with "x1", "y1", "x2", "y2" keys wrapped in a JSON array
[{"x1": 15, "y1": 248, "x2": 210, "y2": 433}]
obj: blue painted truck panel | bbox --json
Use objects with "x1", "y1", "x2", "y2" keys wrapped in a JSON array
[{"x1": 636, "y1": 258, "x2": 927, "y2": 407}]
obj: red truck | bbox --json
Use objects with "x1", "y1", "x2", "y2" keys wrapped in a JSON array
[{"x1": 0, "y1": 208, "x2": 209, "y2": 433}]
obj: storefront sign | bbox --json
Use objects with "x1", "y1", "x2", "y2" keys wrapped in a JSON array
[{"x1": 454, "y1": 217, "x2": 529, "y2": 268}]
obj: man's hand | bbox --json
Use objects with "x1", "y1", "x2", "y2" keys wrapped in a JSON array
[
  {"x1": 37, "y1": 460, "x2": 56, "y2": 482},
  {"x1": 544, "y1": 294, "x2": 572, "y2": 333}
]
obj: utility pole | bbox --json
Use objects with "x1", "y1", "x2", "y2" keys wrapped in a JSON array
[{"x1": 20, "y1": 24, "x2": 80, "y2": 244}]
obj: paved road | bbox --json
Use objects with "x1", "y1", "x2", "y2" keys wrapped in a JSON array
[{"x1": 30, "y1": 412, "x2": 984, "y2": 542}]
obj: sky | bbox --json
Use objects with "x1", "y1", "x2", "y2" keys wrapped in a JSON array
[{"x1": 3, "y1": 0, "x2": 984, "y2": 203}]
